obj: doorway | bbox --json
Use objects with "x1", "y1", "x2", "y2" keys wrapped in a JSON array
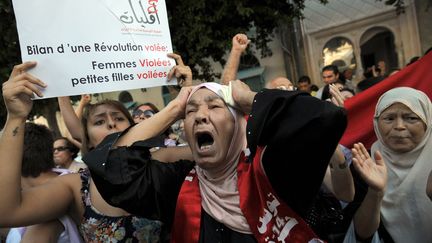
[{"x1": 360, "y1": 27, "x2": 398, "y2": 75}]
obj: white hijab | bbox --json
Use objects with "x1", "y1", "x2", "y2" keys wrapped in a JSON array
[
  {"x1": 187, "y1": 82, "x2": 251, "y2": 234},
  {"x1": 372, "y1": 87, "x2": 432, "y2": 242}
]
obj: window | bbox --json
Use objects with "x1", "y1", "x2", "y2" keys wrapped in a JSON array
[{"x1": 322, "y1": 37, "x2": 356, "y2": 72}]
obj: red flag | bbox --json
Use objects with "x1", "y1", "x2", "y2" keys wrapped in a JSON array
[{"x1": 340, "y1": 52, "x2": 432, "y2": 149}]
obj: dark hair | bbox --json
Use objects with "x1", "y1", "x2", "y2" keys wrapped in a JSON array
[
  {"x1": 311, "y1": 84, "x2": 319, "y2": 92},
  {"x1": 22, "y1": 123, "x2": 55, "y2": 177},
  {"x1": 322, "y1": 65, "x2": 339, "y2": 76},
  {"x1": 298, "y1": 75, "x2": 311, "y2": 84},
  {"x1": 321, "y1": 80, "x2": 345, "y2": 100},
  {"x1": 81, "y1": 99, "x2": 134, "y2": 155},
  {"x1": 407, "y1": 56, "x2": 420, "y2": 66},
  {"x1": 363, "y1": 66, "x2": 381, "y2": 79},
  {"x1": 342, "y1": 69, "x2": 353, "y2": 75},
  {"x1": 321, "y1": 85, "x2": 331, "y2": 101},
  {"x1": 133, "y1": 102, "x2": 160, "y2": 115},
  {"x1": 339, "y1": 74, "x2": 346, "y2": 83},
  {"x1": 340, "y1": 87, "x2": 355, "y2": 96},
  {"x1": 54, "y1": 137, "x2": 79, "y2": 159}
]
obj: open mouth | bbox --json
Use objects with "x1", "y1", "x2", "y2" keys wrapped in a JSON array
[{"x1": 196, "y1": 131, "x2": 214, "y2": 150}]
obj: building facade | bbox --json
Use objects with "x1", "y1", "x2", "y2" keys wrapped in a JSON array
[{"x1": 99, "y1": 0, "x2": 430, "y2": 108}]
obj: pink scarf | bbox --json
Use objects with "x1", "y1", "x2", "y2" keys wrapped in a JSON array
[{"x1": 187, "y1": 82, "x2": 251, "y2": 233}]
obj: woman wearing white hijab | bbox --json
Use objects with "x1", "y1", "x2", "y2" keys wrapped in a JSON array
[
  {"x1": 348, "y1": 87, "x2": 432, "y2": 242},
  {"x1": 427, "y1": 170, "x2": 432, "y2": 200}
]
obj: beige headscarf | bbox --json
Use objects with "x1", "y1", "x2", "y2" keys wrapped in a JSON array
[
  {"x1": 187, "y1": 82, "x2": 251, "y2": 234},
  {"x1": 372, "y1": 87, "x2": 432, "y2": 242}
]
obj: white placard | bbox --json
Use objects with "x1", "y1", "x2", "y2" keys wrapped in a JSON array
[{"x1": 12, "y1": 0, "x2": 176, "y2": 99}]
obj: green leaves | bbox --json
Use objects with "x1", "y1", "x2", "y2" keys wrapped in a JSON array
[
  {"x1": 166, "y1": 0, "x2": 310, "y2": 81},
  {"x1": 0, "y1": 0, "x2": 59, "y2": 130},
  {"x1": 0, "y1": 0, "x2": 20, "y2": 128}
]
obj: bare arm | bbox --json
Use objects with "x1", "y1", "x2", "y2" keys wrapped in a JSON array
[
  {"x1": 67, "y1": 136, "x2": 82, "y2": 150},
  {"x1": 230, "y1": 80, "x2": 256, "y2": 114},
  {"x1": 326, "y1": 145, "x2": 355, "y2": 202},
  {"x1": 115, "y1": 53, "x2": 192, "y2": 147},
  {"x1": 0, "y1": 62, "x2": 75, "y2": 227},
  {"x1": 75, "y1": 94, "x2": 91, "y2": 120},
  {"x1": 21, "y1": 220, "x2": 64, "y2": 243},
  {"x1": 116, "y1": 80, "x2": 254, "y2": 160},
  {"x1": 323, "y1": 86, "x2": 355, "y2": 202},
  {"x1": 58, "y1": 96, "x2": 83, "y2": 142},
  {"x1": 351, "y1": 143, "x2": 387, "y2": 239},
  {"x1": 221, "y1": 34, "x2": 250, "y2": 85},
  {"x1": 115, "y1": 86, "x2": 194, "y2": 147},
  {"x1": 152, "y1": 146, "x2": 194, "y2": 162}
]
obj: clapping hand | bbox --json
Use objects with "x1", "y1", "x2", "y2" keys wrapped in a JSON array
[
  {"x1": 352, "y1": 143, "x2": 387, "y2": 193},
  {"x1": 329, "y1": 83, "x2": 345, "y2": 107}
]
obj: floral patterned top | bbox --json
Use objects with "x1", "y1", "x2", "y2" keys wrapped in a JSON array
[{"x1": 79, "y1": 169, "x2": 162, "y2": 243}]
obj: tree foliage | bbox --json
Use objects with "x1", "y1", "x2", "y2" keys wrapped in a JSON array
[
  {"x1": 0, "y1": 0, "x2": 84, "y2": 133},
  {"x1": 0, "y1": 0, "x2": 20, "y2": 128},
  {"x1": 166, "y1": 0, "x2": 321, "y2": 82}
]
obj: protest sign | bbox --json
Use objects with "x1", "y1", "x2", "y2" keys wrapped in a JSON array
[{"x1": 12, "y1": 0, "x2": 176, "y2": 99}]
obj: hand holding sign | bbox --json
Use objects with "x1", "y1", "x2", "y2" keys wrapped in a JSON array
[
  {"x1": 12, "y1": 0, "x2": 174, "y2": 99},
  {"x1": 167, "y1": 53, "x2": 192, "y2": 87},
  {"x1": 2, "y1": 62, "x2": 46, "y2": 119}
]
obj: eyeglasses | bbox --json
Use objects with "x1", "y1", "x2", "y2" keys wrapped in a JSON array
[
  {"x1": 133, "y1": 109, "x2": 155, "y2": 118},
  {"x1": 53, "y1": 146, "x2": 70, "y2": 152}
]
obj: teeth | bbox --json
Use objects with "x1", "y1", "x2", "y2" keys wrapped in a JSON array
[{"x1": 200, "y1": 145, "x2": 212, "y2": 150}]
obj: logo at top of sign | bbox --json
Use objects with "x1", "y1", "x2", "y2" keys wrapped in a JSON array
[{"x1": 119, "y1": 0, "x2": 160, "y2": 34}]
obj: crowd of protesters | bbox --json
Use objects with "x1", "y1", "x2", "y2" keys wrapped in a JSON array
[{"x1": 0, "y1": 32, "x2": 431, "y2": 243}]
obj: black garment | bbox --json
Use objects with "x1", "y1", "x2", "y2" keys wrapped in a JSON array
[
  {"x1": 321, "y1": 79, "x2": 345, "y2": 101},
  {"x1": 86, "y1": 89, "x2": 347, "y2": 241},
  {"x1": 83, "y1": 133, "x2": 194, "y2": 242},
  {"x1": 321, "y1": 84, "x2": 332, "y2": 101},
  {"x1": 357, "y1": 76, "x2": 385, "y2": 92},
  {"x1": 249, "y1": 89, "x2": 347, "y2": 217},
  {"x1": 305, "y1": 191, "x2": 346, "y2": 242},
  {"x1": 199, "y1": 210, "x2": 257, "y2": 243}
]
